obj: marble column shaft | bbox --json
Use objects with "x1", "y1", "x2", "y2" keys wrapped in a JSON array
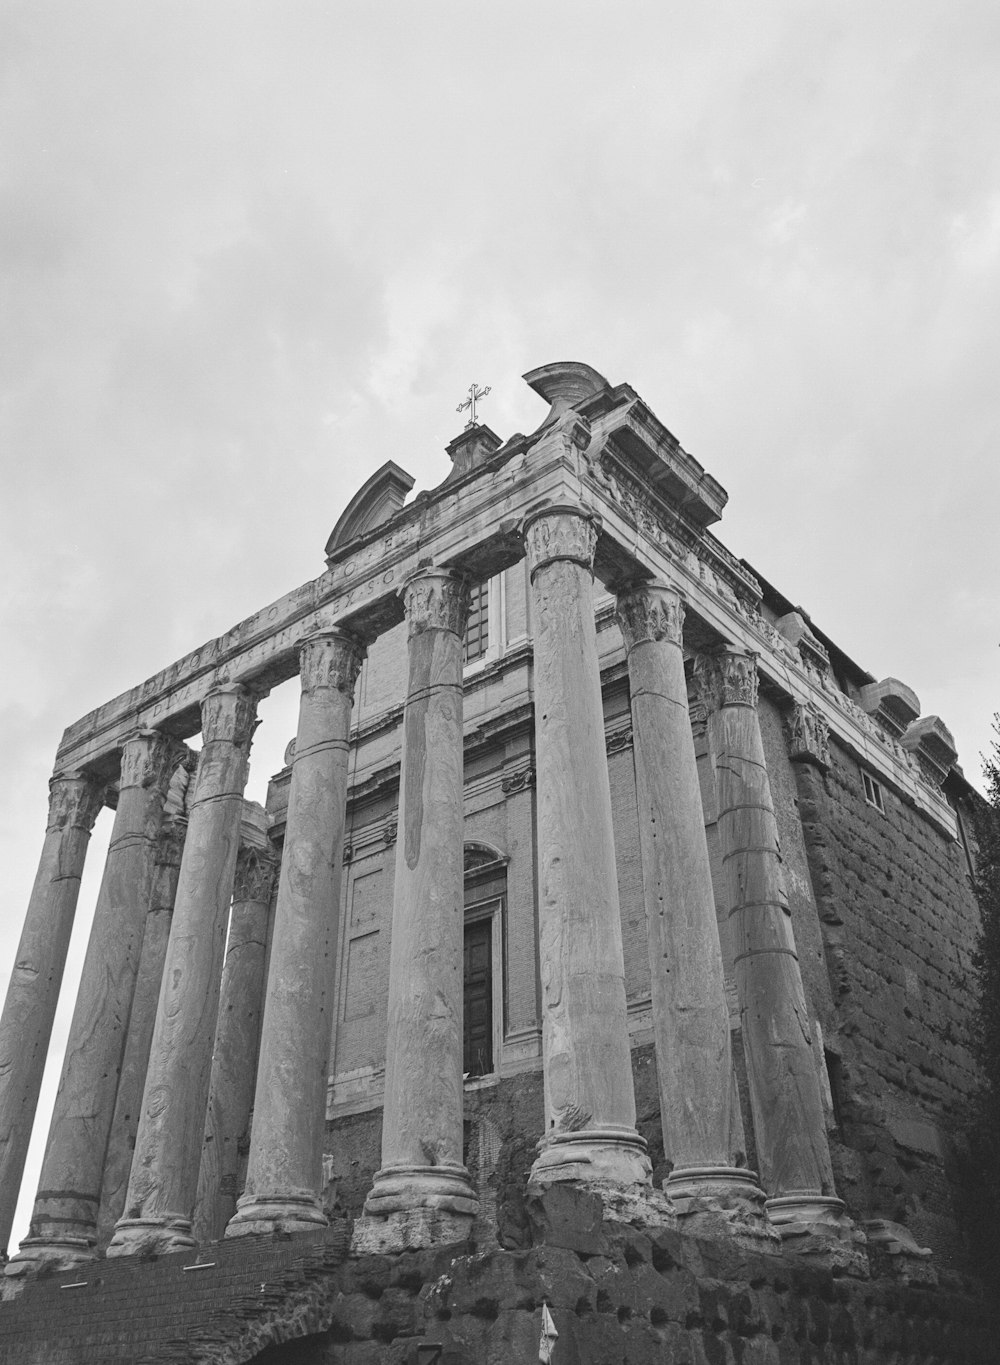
[
  {"x1": 364, "y1": 569, "x2": 478, "y2": 1219},
  {"x1": 195, "y1": 836, "x2": 279, "y2": 1243},
  {"x1": 108, "y1": 684, "x2": 258, "y2": 1257},
  {"x1": 525, "y1": 507, "x2": 649, "y2": 1188},
  {"x1": 0, "y1": 774, "x2": 105, "y2": 1256},
  {"x1": 96, "y1": 817, "x2": 186, "y2": 1247},
  {"x1": 616, "y1": 583, "x2": 753, "y2": 1197},
  {"x1": 12, "y1": 731, "x2": 180, "y2": 1268},
  {"x1": 697, "y1": 649, "x2": 838, "y2": 1210},
  {"x1": 227, "y1": 630, "x2": 364, "y2": 1238}
]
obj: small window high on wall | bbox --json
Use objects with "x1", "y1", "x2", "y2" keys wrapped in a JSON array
[{"x1": 463, "y1": 844, "x2": 506, "y2": 1079}]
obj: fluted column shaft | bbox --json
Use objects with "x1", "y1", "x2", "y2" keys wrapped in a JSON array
[
  {"x1": 96, "y1": 817, "x2": 186, "y2": 1247},
  {"x1": 108, "y1": 684, "x2": 257, "y2": 1258},
  {"x1": 697, "y1": 649, "x2": 843, "y2": 1233},
  {"x1": 363, "y1": 569, "x2": 478, "y2": 1222},
  {"x1": 195, "y1": 836, "x2": 279, "y2": 1242},
  {"x1": 525, "y1": 507, "x2": 648, "y2": 1188},
  {"x1": 227, "y1": 630, "x2": 364, "y2": 1238},
  {"x1": 0, "y1": 774, "x2": 104, "y2": 1257},
  {"x1": 11, "y1": 731, "x2": 180, "y2": 1270},
  {"x1": 616, "y1": 583, "x2": 763, "y2": 1218}
]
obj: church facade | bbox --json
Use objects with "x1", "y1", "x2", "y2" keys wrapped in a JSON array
[{"x1": 0, "y1": 363, "x2": 989, "y2": 1361}]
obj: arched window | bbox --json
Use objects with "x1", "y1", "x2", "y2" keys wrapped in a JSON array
[{"x1": 463, "y1": 844, "x2": 507, "y2": 1079}]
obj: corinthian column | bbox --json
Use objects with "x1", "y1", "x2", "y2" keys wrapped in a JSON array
[
  {"x1": 10, "y1": 731, "x2": 181, "y2": 1272},
  {"x1": 0, "y1": 773, "x2": 105, "y2": 1257},
  {"x1": 108, "y1": 684, "x2": 258, "y2": 1258},
  {"x1": 361, "y1": 569, "x2": 478, "y2": 1245},
  {"x1": 696, "y1": 648, "x2": 860, "y2": 1260},
  {"x1": 615, "y1": 584, "x2": 768, "y2": 1234},
  {"x1": 195, "y1": 825, "x2": 279, "y2": 1243},
  {"x1": 227, "y1": 629, "x2": 364, "y2": 1239},
  {"x1": 524, "y1": 507, "x2": 649, "y2": 1189},
  {"x1": 97, "y1": 814, "x2": 187, "y2": 1247}
]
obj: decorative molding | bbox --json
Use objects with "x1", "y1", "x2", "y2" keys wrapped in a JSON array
[
  {"x1": 522, "y1": 505, "x2": 599, "y2": 579},
  {"x1": 694, "y1": 649, "x2": 759, "y2": 713},
  {"x1": 605, "y1": 722, "x2": 634, "y2": 756},
  {"x1": 615, "y1": 582, "x2": 684, "y2": 650},
  {"x1": 200, "y1": 683, "x2": 259, "y2": 750},
  {"x1": 402, "y1": 568, "x2": 470, "y2": 638},
  {"x1": 788, "y1": 703, "x2": 831, "y2": 771},
  {"x1": 46, "y1": 772, "x2": 105, "y2": 834},
  {"x1": 383, "y1": 821, "x2": 398, "y2": 846},
  {"x1": 299, "y1": 630, "x2": 366, "y2": 696},
  {"x1": 501, "y1": 766, "x2": 535, "y2": 796}
]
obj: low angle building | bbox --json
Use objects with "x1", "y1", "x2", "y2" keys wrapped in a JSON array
[{"x1": 0, "y1": 362, "x2": 990, "y2": 1362}]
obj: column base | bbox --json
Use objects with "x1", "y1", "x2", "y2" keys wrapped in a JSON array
[
  {"x1": 766, "y1": 1194, "x2": 869, "y2": 1275},
  {"x1": 666, "y1": 1166, "x2": 780, "y2": 1249},
  {"x1": 353, "y1": 1207, "x2": 475, "y2": 1254},
  {"x1": 105, "y1": 1215, "x2": 196, "y2": 1259},
  {"x1": 362, "y1": 1163, "x2": 479, "y2": 1219},
  {"x1": 225, "y1": 1192, "x2": 328, "y2": 1239},
  {"x1": 4, "y1": 1234, "x2": 95, "y2": 1277},
  {"x1": 530, "y1": 1126, "x2": 651, "y2": 1188}
]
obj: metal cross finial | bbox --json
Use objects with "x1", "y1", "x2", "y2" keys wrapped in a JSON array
[{"x1": 456, "y1": 382, "x2": 491, "y2": 429}]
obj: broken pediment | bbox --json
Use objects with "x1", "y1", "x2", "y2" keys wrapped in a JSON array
[{"x1": 324, "y1": 461, "x2": 416, "y2": 565}]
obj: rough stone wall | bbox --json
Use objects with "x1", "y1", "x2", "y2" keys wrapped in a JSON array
[
  {"x1": 789, "y1": 738, "x2": 981, "y2": 1266},
  {"x1": 2, "y1": 1191, "x2": 993, "y2": 1364}
]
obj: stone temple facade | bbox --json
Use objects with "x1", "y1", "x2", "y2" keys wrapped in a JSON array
[{"x1": 0, "y1": 362, "x2": 991, "y2": 1362}]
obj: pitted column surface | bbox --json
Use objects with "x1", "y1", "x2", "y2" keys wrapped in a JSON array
[
  {"x1": 195, "y1": 827, "x2": 279, "y2": 1242},
  {"x1": 107, "y1": 685, "x2": 257, "y2": 1259},
  {"x1": 616, "y1": 584, "x2": 766, "y2": 1231},
  {"x1": 0, "y1": 774, "x2": 104, "y2": 1256},
  {"x1": 525, "y1": 507, "x2": 649, "y2": 1190},
  {"x1": 697, "y1": 649, "x2": 859, "y2": 1257},
  {"x1": 9, "y1": 732, "x2": 180, "y2": 1272},
  {"x1": 226, "y1": 630, "x2": 364, "y2": 1239},
  {"x1": 96, "y1": 816, "x2": 187, "y2": 1247},
  {"x1": 362, "y1": 568, "x2": 479, "y2": 1234}
]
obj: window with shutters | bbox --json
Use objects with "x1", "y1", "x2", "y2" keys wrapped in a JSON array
[{"x1": 462, "y1": 844, "x2": 506, "y2": 1080}]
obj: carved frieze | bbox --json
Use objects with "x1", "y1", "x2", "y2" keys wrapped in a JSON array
[
  {"x1": 522, "y1": 506, "x2": 599, "y2": 579},
  {"x1": 46, "y1": 772, "x2": 105, "y2": 834},
  {"x1": 605, "y1": 723, "x2": 634, "y2": 756},
  {"x1": 788, "y1": 703, "x2": 831, "y2": 771},
  {"x1": 200, "y1": 683, "x2": 259, "y2": 751},
  {"x1": 615, "y1": 582, "x2": 684, "y2": 650},
  {"x1": 233, "y1": 844, "x2": 280, "y2": 904},
  {"x1": 694, "y1": 648, "x2": 759, "y2": 714},
  {"x1": 299, "y1": 630, "x2": 366, "y2": 697},
  {"x1": 401, "y1": 568, "x2": 471, "y2": 638}
]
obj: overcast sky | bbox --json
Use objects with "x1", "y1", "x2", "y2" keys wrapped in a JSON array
[{"x1": 2, "y1": 1, "x2": 998, "y2": 1249}]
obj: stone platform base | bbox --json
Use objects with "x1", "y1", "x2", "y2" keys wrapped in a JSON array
[
  {"x1": 767, "y1": 1194, "x2": 870, "y2": 1276},
  {"x1": 351, "y1": 1207, "x2": 474, "y2": 1255}
]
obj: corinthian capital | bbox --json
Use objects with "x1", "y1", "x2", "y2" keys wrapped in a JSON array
[
  {"x1": 233, "y1": 844, "x2": 280, "y2": 904},
  {"x1": 46, "y1": 772, "x2": 105, "y2": 833},
  {"x1": 401, "y1": 567, "x2": 471, "y2": 638},
  {"x1": 522, "y1": 504, "x2": 600, "y2": 580},
  {"x1": 299, "y1": 629, "x2": 366, "y2": 696},
  {"x1": 119, "y1": 729, "x2": 187, "y2": 796},
  {"x1": 200, "y1": 683, "x2": 259, "y2": 750},
  {"x1": 615, "y1": 581, "x2": 685, "y2": 651},
  {"x1": 694, "y1": 648, "x2": 759, "y2": 714}
]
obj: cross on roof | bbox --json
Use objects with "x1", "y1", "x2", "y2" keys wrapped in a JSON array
[{"x1": 456, "y1": 382, "x2": 491, "y2": 429}]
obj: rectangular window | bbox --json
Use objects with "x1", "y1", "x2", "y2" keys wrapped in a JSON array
[
  {"x1": 463, "y1": 580, "x2": 489, "y2": 664},
  {"x1": 463, "y1": 918, "x2": 493, "y2": 1076},
  {"x1": 862, "y1": 771, "x2": 885, "y2": 812}
]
